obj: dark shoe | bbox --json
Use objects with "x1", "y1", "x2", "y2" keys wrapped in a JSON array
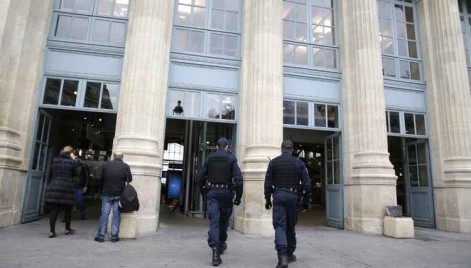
[
  {"x1": 212, "y1": 247, "x2": 222, "y2": 266},
  {"x1": 64, "y1": 229, "x2": 75, "y2": 235},
  {"x1": 111, "y1": 237, "x2": 120, "y2": 243},
  {"x1": 287, "y1": 253, "x2": 296, "y2": 263},
  {"x1": 94, "y1": 237, "x2": 104, "y2": 243},
  {"x1": 276, "y1": 251, "x2": 288, "y2": 268},
  {"x1": 219, "y1": 242, "x2": 227, "y2": 255},
  {"x1": 48, "y1": 232, "x2": 56, "y2": 238}
]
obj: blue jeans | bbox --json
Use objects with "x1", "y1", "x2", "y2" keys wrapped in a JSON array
[
  {"x1": 96, "y1": 196, "x2": 121, "y2": 239},
  {"x1": 75, "y1": 188, "x2": 85, "y2": 219},
  {"x1": 273, "y1": 190, "x2": 298, "y2": 253},
  {"x1": 207, "y1": 188, "x2": 233, "y2": 248}
]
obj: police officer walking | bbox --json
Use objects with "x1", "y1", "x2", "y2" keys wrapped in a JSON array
[
  {"x1": 264, "y1": 140, "x2": 311, "y2": 268},
  {"x1": 197, "y1": 138, "x2": 243, "y2": 266}
]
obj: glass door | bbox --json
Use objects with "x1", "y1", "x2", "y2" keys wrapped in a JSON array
[{"x1": 325, "y1": 133, "x2": 343, "y2": 228}]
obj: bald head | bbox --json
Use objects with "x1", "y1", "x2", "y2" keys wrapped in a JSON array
[{"x1": 114, "y1": 151, "x2": 124, "y2": 160}]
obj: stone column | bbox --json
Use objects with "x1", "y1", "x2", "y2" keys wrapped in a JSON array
[
  {"x1": 113, "y1": 0, "x2": 174, "y2": 235},
  {"x1": 235, "y1": 0, "x2": 283, "y2": 236},
  {"x1": 417, "y1": 0, "x2": 471, "y2": 233},
  {"x1": 0, "y1": 0, "x2": 54, "y2": 227},
  {"x1": 338, "y1": 0, "x2": 397, "y2": 234}
]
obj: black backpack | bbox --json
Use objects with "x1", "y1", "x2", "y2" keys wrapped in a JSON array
[{"x1": 119, "y1": 179, "x2": 139, "y2": 213}]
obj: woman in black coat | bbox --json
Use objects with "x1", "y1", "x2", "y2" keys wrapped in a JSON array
[{"x1": 44, "y1": 146, "x2": 79, "y2": 238}]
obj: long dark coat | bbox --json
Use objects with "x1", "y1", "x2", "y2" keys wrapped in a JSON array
[{"x1": 44, "y1": 153, "x2": 78, "y2": 205}]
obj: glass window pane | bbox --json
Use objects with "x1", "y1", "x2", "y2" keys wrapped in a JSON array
[
  {"x1": 213, "y1": 0, "x2": 224, "y2": 9},
  {"x1": 410, "y1": 62, "x2": 420, "y2": 80},
  {"x1": 42, "y1": 118, "x2": 51, "y2": 143},
  {"x1": 226, "y1": 0, "x2": 238, "y2": 11},
  {"x1": 405, "y1": 113, "x2": 415, "y2": 134},
  {"x1": 32, "y1": 142, "x2": 40, "y2": 170},
  {"x1": 113, "y1": 0, "x2": 129, "y2": 17},
  {"x1": 179, "y1": 0, "x2": 192, "y2": 4},
  {"x1": 397, "y1": 39, "x2": 408, "y2": 57},
  {"x1": 185, "y1": 91, "x2": 201, "y2": 117},
  {"x1": 418, "y1": 143, "x2": 427, "y2": 165},
  {"x1": 168, "y1": 90, "x2": 185, "y2": 116},
  {"x1": 382, "y1": 57, "x2": 396, "y2": 77},
  {"x1": 409, "y1": 166, "x2": 418, "y2": 187},
  {"x1": 84, "y1": 82, "x2": 101, "y2": 108},
  {"x1": 294, "y1": 3, "x2": 307, "y2": 23},
  {"x1": 207, "y1": 94, "x2": 221, "y2": 118},
  {"x1": 210, "y1": 33, "x2": 224, "y2": 55},
  {"x1": 313, "y1": 47, "x2": 324, "y2": 67},
  {"x1": 407, "y1": 23, "x2": 416, "y2": 40},
  {"x1": 395, "y1": 5, "x2": 405, "y2": 22},
  {"x1": 36, "y1": 116, "x2": 45, "y2": 141},
  {"x1": 295, "y1": 22, "x2": 307, "y2": 42},
  {"x1": 43, "y1": 78, "x2": 61, "y2": 105},
  {"x1": 381, "y1": 19, "x2": 393, "y2": 37},
  {"x1": 334, "y1": 161, "x2": 340, "y2": 184},
  {"x1": 225, "y1": 11, "x2": 238, "y2": 32},
  {"x1": 76, "y1": 0, "x2": 93, "y2": 12},
  {"x1": 389, "y1": 111, "x2": 400, "y2": 133},
  {"x1": 311, "y1": 7, "x2": 323, "y2": 25},
  {"x1": 400, "y1": 60, "x2": 411, "y2": 79},
  {"x1": 379, "y1": 1, "x2": 392, "y2": 19},
  {"x1": 38, "y1": 144, "x2": 48, "y2": 171},
  {"x1": 327, "y1": 105, "x2": 338, "y2": 128},
  {"x1": 327, "y1": 161, "x2": 333, "y2": 184},
  {"x1": 405, "y1": 6, "x2": 414, "y2": 23},
  {"x1": 60, "y1": 80, "x2": 78, "y2": 106},
  {"x1": 312, "y1": 25, "x2": 323, "y2": 43},
  {"x1": 60, "y1": 0, "x2": 75, "y2": 10},
  {"x1": 110, "y1": 22, "x2": 126, "y2": 44},
  {"x1": 221, "y1": 95, "x2": 235, "y2": 120},
  {"x1": 283, "y1": 2, "x2": 294, "y2": 20},
  {"x1": 195, "y1": 0, "x2": 206, "y2": 6},
  {"x1": 224, "y1": 35, "x2": 238, "y2": 57},
  {"x1": 385, "y1": 111, "x2": 390, "y2": 132},
  {"x1": 97, "y1": 0, "x2": 113, "y2": 16},
  {"x1": 323, "y1": 27, "x2": 334, "y2": 45},
  {"x1": 415, "y1": 114, "x2": 426, "y2": 135},
  {"x1": 190, "y1": 31, "x2": 205, "y2": 53},
  {"x1": 296, "y1": 102, "x2": 309, "y2": 126},
  {"x1": 283, "y1": 101, "x2": 295, "y2": 124},
  {"x1": 70, "y1": 17, "x2": 89, "y2": 40},
  {"x1": 284, "y1": 43, "x2": 295, "y2": 63},
  {"x1": 211, "y1": 9, "x2": 224, "y2": 30},
  {"x1": 419, "y1": 166, "x2": 428, "y2": 187},
  {"x1": 396, "y1": 22, "x2": 407, "y2": 39},
  {"x1": 177, "y1": 5, "x2": 192, "y2": 25},
  {"x1": 174, "y1": 28, "x2": 189, "y2": 51},
  {"x1": 325, "y1": 49, "x2": 336, "y2": 69},
  {"x1": 295, "y1": 45, "x2": 308, "y2": 65},
  {"x1": 101, "y1": 83, "x2": 119, "y2": 110},
  {"x1": 408, "y1": 41, "x2": 417, "y2": 58},
  {"x1": 314, "y1": 104, "x2": 326, "y2": 127},
  {"x1": 381, "y1": 37, "x2": 394, "y2": 54},
  {"x1": 323, "y1": 8, "x2": 333, "y2": 26},
  {"x1": 55, "y1": 16, "x2": 72, "y2": 38},
  {"x1": 193, "y1": 7, "x2": 206, "y2": 27},
  {"x1": 283, "y1": 20, "x2": 295, "y2": 40},
  {"x1": 93, "y1": 20, "x2": 110, "y2": 42},
  {"x1": 408, "y1": 145, "x2": 417, "y2": 165}
]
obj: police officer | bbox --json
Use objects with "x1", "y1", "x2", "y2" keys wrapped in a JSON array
[
  {"x1": 264, "y1": 140, "x2": 310, "y2": 268},
  {"x1": 197, "y1": 138, "x2": 243, "y2": 266}
]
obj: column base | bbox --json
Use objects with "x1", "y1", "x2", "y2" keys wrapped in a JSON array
[
  {"x1": 435, "y1": 185, "x2": 471, "y2": 233},
  {"x1": 235, "y1": 215, "x2": 274, "y2": 236}
]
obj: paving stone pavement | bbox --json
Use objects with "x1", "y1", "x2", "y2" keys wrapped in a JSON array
[{"x1": 1, "y1": 208, "x2": 471, "y2": 268}]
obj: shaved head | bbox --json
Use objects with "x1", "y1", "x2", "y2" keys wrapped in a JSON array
[{"x1": 114, "y1": 151, "x2": 123, "y2": 160}]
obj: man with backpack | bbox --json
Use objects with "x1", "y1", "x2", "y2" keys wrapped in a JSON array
[{"x1": 94, "y1": 152, "x2": 132, "y2": 243}]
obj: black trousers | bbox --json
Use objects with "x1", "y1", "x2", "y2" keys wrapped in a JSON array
[{"x1": 47, "y1": 203, "x2": 72, "y2": 233}]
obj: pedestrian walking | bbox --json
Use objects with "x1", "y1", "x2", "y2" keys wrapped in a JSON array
[
  {"x1": 264, "y1": 140, "x2": 311, "y2": 268},
  {"x1": 94, "y1": 152, "x2": 132, "y2": 243},
  {"x1": 44, "y1": 145, "x2": 79, "y2": 238},
  {"x1": 197, "y1": 138, "x2": 243, "y2": 266}
]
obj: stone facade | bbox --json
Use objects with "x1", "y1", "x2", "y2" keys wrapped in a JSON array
[{"x1": 0, "y1": 0, "x2": 470, "y2": 236}]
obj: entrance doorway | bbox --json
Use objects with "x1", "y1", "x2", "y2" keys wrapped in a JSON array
[
  {"x1": 22, "y1": 108, "x2": 117, "y2": 223},
  {"x1": 283, "y1": 128, "x2": 343, "y2": 228},
  {"x1": 161, "y1": 118, "x2": 236, "y2": 223},
  {"x1": 388, "y1": 136, "x2": 435, "y2": 228}
]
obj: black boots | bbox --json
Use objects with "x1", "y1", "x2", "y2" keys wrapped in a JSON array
[
  {"x1": 287, "y1": 252, "x2": 296, "y2": 263},
  {"x1": 212, "y1": 247, "x2": 222, "y2": 266},
  {"x1": 219, "y1": 242, "x2": 227, "y2": 255},
  {"x1": 276, "y1": 251, "x2": 288, "y2": 268}
]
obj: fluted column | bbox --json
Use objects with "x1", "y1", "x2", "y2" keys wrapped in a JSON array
[
  {"x1": 0, "y1": 0, "x2": 54, "y2": 227},
  {"x1": 339, "y1": 0, "x2": 397, "y2": 234},
  {"x1": 113, "y1": 0, "x2": 174, "y2": 235},
  {"x1": 235, "y1": 0, "x2": 283, "y2": 236},
  {"x1": 417, "y1": 0, "x2": 471, "y2": 233}
]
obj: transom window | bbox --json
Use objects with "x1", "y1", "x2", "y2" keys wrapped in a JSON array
[
  {"x1": 167, "y1": 90, "x2": 237, "y2": 121},
  {"x1": 459, "y1": 0, "x2": 471, "y2": 88},
  {"x1": 51, "y1": 0, "x2": 129, "y2": 46},
  {"x1": 283, "y1": 100, "x2": 339, "y2": 129},
  {"x1": 386, "y1": 110, "x2": 426, "y2": 136},
  {"x1": 41, "y1": 77, "x2": 119, "y2": 112},
  {"x1": 378, "y1": 0, "x2": 421, "y2": 81},
  {"x1": 172, "y1": 0, "x2": 241, "y2": 58},
  {"x1": 282, "y1": 0, "x2": 339, "y2": 69}
]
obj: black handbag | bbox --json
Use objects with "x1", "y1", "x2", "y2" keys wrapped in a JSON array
[{"x1": 119, "y1": 176, "x2": 139, "y2": 213}]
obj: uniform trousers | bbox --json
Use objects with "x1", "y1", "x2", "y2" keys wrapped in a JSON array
[
  {"x1": 207, "y1": 188, "x2": 233, "y2": 248},
  {"x1": 272, "y1": 190, "x2": 298, "y2": 254}
]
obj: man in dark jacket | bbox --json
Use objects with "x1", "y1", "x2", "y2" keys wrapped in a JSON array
[
  {"x1": 94, "y1": 152, "x2": 132, "y2": 243},
  {"x1": 264, "y1": 140, "x2": 310, "y2": 268},
  {"x1": 197, "y1": 138, "x2": 243, "y2": 266}
]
